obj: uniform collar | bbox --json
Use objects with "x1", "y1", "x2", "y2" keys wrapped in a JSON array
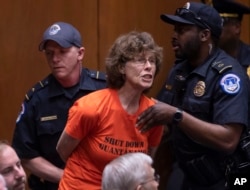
[
  {"x1": 48, "y1": 68, "x2": 99, "y2": 97},
  {"x1": 178, "y1": 48, "x2": 221, "y2": 78},
  {"x1": 79, "y1": 68, "x2": 101, "y2": 91}
]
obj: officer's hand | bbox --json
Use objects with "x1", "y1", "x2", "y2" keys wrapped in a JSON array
[{"x1": 136, "y1": 101, "x2": 174, "y2": 133}]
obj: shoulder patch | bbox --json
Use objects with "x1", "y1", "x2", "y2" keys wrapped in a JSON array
[
  {"x1": 220, "y1": 73, "x2": 241, "y2": 94},
  {"x1": 16, "y1": 103, "x2": 25, "y2": 123},
  {"x1": 212, "y1": 61, "x2": 232, "y2": 74},
  {"x1": 25, "y1": 78, "x2": 48, "y2": 101},
  {"x1": 88, "y1": 70, "x2": 107, "y2": 81}
]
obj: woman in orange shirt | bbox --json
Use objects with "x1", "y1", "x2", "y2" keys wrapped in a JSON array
[{"x1": 56, "y1": 31, "x2": 164, "y2": 190}]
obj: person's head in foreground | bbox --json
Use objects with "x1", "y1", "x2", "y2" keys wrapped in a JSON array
[
  {"x1": 102, "y1": 152, "x2": 159, "y2": 190},
  {"x1": 0, "y1": 141, "x2": 26, "y2": 190}
]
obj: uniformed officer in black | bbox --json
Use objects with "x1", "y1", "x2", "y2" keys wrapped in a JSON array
[
  {"x1": 136, "y1": 2, "x2": 249, "y2": 190},
  {"x1": 11, "y1": 22, "x2": 106, "y2": 190},
  {"x1": 210, "y1": 0, "x2": 250, "y2": 77}
]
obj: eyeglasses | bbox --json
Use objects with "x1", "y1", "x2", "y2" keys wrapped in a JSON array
[
  {"x1": 139, "y1": 173, "x2": 160, "y2": 185},
  {"x1": 133, "y1": 57, "x2": 156, "y2": 66},
  {"x1": 175, "y1": 8, "x2": 211, "y2": 30}
]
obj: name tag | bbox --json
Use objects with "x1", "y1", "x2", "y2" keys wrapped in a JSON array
[{"x1": 40, "y1": 115, "x2": 57, "y2": 121}]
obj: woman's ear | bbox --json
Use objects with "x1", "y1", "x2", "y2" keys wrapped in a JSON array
[{"x1": 119, "y1": 65, "x2": 125, "y2": 74}]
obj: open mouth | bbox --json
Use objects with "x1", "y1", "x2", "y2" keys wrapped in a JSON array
[{"x1": 142, "y1": 74, "x2": 153, "y2": 81}]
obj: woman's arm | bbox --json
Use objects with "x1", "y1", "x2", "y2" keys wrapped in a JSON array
[{"x1": 56, "y1": 131, "x2": 80, "y2": 162}]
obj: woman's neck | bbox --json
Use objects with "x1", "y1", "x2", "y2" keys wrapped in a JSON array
[{"x1": 118, "y1": 86, "x2": 142, "y2": 114}]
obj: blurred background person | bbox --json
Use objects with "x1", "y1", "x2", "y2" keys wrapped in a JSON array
[
  {"x1": 57, "y1": 31, "x2": 164, "y2": 189},
  {"x1": 102, "y1": 152, "x2": 159, "y2": 190},
  {"x1": 0, "y1": 141, "x2": 26, "y2": 190},
  {"x1": 202, "y1": 0, "x2": 250, "y2": 76}
]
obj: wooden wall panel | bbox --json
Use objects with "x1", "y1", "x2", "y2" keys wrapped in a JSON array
[{"x1": 239, "y1": 0, "x2": 250, "y2": 43}]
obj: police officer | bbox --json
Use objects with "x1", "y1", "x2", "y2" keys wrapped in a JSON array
[
  {"x1": 11, "y1": 22, "x2": 106, "y2": 190},
  {"x1": 136, "y1": 2, "x2": 249, "y2": 190},
  {"x1": 211, "y1": 0, "x2": 250, "y2": 76}
]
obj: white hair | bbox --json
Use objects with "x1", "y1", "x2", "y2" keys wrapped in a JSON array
[{"x1": 102, "y1": 153, "x2": 153, "y2": 190}]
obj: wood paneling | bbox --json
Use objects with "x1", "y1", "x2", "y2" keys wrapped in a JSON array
[{"x1": 239, "y1": 0, "x2": 250, "y2": 42}]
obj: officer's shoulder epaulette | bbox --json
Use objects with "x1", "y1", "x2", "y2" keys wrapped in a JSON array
[
  {"x1": 211, "y1": 61, "x2": 233, "y2": 74},
  {"x1": 88, "y1": 70, "x2": 107, "y2": 81},
  {"x1": 25, "y1": 77, "x2": 49, "y2": 101}
]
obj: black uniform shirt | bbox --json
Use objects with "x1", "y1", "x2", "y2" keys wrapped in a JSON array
[
  {"x1": 12, "y1": 68, "x2": 106, "y2": 170},
  {"x1": 157, "y1": 48, "x2": 249, "y2": 163}
]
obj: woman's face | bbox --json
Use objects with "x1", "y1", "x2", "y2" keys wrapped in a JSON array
[{"x1": 122, "y1": 52, "x2": 157, "y2": 91}]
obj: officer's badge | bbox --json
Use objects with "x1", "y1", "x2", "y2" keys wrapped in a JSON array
[
  {"x1": 165, "y1": 84, "x2": 172, "y2": 91},
  {"x1": 193, "y1": 81, "x2": 205, "y2": 97},
  {"x1": 220, "y1": 74, "x2": 240, "y2": 94}
]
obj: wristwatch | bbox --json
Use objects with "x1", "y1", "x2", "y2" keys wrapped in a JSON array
[{"x1": 172, "y1": 108, "x2": 183, "y2": 125}]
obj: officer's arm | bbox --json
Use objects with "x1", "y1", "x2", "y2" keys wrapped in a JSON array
[
  {"x1": 56, "y1": 130, "x2": 80, "y2": 162},
  {"x1": 22, "y1": 157, "x2": 63, "y2": 183},
  {"x1": 179, "y1": 111, "x2": 243, "y2": 154},
  {"x1": 137, "y1": 102, "x2": 243, "y2": 154}
]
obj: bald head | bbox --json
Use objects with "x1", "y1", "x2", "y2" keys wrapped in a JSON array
[{"x1": 0, "y1": 142, "x2": 26, "y2": 190}]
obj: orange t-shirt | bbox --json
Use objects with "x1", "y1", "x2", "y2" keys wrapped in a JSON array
[{"x1": 59, "y1": 89, "x2": 163, "y2": 190}]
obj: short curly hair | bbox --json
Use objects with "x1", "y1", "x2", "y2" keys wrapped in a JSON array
[{"x1": 105, "y1": 31, "x2": 163, "y2": 89}]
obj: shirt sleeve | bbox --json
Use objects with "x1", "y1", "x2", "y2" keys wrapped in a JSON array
[
  {"x1": 65, "y1": 96, "x2": 99, "y2": 140},
  {"x1": 12, "y1": 101, "x2": 41, "y2": 159}
]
